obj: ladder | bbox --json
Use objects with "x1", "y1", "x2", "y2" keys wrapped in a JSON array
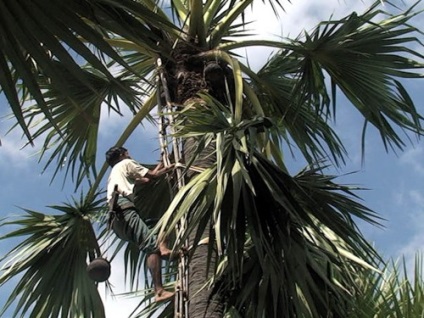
[{"x1": 156, "y1": 58, "x2": 189, "y2": 318}]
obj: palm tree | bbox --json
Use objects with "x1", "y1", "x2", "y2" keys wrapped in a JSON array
[{"x1": 1, "y1": 0, "x2": 424, "y2": 317}]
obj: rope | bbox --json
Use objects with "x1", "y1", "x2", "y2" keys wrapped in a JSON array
[{"x1": 156, "y1": 58, "x2": 189, "y2": 318}]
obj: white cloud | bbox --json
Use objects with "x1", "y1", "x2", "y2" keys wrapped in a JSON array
[
  {"x1": 409, "y1": 189, "x2": 424, "y2": 207},
  {"x1": 98, "y1": 103, "x2": 160, "y2": 151},
  {"x1": 395, "y1": 233, "x2": 424, "y2": 275},
  {"x1": 248, "y1": 0, "x2": 370, "y2": 38},
  {"x1": 0, "y1": 127, "x2": 39, "y2": 170},
  {"x1": 392, "y1": 182, "x2": 407, "y2": 207},
  {"x1": 390, "y1": 188, "x2": 424, "y2": 268},
  {"x1": 399, "y1": 146, "x2": 424, "y2": 175},
  {"x1": 236, "y1": 0, "x2": 370, "y2": 70},
  {"x1": 241, "y1": 0, "x2": 424, "y2": 72}
]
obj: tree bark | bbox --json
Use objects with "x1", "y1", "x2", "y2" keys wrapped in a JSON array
[
  {"x1": 188, "y1": 244, "x2": 224, "y2": 318},
  {"x1": 184, "y1": 137, "x2": 224, "y2": 318},
  {"x1": 165, "y1": 43, "x2": 226, "y2": 317}
]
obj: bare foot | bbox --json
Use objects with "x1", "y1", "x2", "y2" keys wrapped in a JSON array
[
  {"x1": 158, "y1": 242, "x2": 179, "y2": 260},
  {"x1": 155, "y1": 289, "x2": 175, "y2": 302}
]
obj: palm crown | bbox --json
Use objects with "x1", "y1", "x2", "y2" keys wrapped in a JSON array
[{"x1": 1, "y1": 0, "x2": 424, "y2": 317}]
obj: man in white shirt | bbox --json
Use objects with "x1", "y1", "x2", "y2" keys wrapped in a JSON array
[{"x1": 106, "y1": 146, "x2": 175, "y2": 302}]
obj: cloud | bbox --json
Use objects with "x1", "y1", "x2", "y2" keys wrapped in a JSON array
[
  {"x1": 242, "y1": 0, "x2": 424, "y2": 72},
  {"x1": 389, "y1": 188, "x2": 424, "y2": 270},
  {"x1": 98, "y1": 103, "x2": 160, "y2": 153},
  {"x1": 248, "y1": 0, "x2": 370, "y2": 38},
  {"x1": 0, "y1": 126, "x2": 39, "y2": 170},
  {"x1": 395, "y1": 233, "x2": 424, "y2": 275},
  {"x1": 399, "y1": 146, "x2": 424, "y2": 175},
  {"x1": 236, "y1": 0, "x2": 368, "y2": 70}
]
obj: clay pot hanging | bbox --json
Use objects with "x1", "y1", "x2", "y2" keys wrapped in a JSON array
[{"x1": 87, "y1": 257, "x2": 111, "y2": 282}]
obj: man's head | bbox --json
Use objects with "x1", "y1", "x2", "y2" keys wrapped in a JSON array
[{"x1": 105, "y1": 146, "x2": 128, "y2": 167}]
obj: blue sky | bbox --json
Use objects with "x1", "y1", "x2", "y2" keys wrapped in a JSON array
[{"x1": 1, "y1": 1, "x2": 424, "y2": 317}]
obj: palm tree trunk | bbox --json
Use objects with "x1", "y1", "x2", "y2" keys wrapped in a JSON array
[
  {"x1": 188, "y1": 244, "x2": 224, "y2": 318},
  {"x1": 163, "y1": 41, "x2": 226, "y2": 316},
  {"x1": 183, "y1": 136, "x2": 224, "y2": 318}
]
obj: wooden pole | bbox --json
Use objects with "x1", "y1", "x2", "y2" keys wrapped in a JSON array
[{"x1": 156, "y1": 58, "x2": 189, "y2": 318}]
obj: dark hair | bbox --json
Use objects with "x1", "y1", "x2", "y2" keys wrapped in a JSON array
[{"x1": 105, "y1": 146, "x2": 128, "y2": 167}]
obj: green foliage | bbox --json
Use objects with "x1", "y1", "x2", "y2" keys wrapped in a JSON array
[
  {"x1": 157, "y1": 95, "x2": 382, "y2": 316},
  {"x1": 0, "y1": 192, "x2": 106, "y2": 318},
  {"x1": 349, "y1": 254, "x2": 424, "y2": 318}
]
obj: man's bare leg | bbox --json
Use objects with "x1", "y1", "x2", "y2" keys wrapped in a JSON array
[{"x1": 146, "y1": 252, "x2": 174, "y2": 302}]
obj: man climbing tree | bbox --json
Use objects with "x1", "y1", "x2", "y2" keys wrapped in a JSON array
[{"x1": 105, "y1": 146, "x2": 175, "y2": 302}]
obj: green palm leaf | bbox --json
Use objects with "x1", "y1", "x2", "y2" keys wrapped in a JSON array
[
  {"x1": 13, "y1": 62, "x2": 145, "y2": 186},
  {"x1": 0, "y1": 192, "x2": 105, "y2": 318},
  {"x1": 282, "y1": 3, "x2": 424, "y2": 152},
  {"x1": 0, "y1": 0, "x2": 178, "y2": 142},
  {"x1": 349, "y1": 254, "x2": 424, "y2": 318}
]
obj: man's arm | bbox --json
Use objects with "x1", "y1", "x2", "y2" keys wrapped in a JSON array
[
  {"x1": 134, "y1": 162, "x2": 175, "y2": 184},
  {"x1": 147, "y1": 162, "x2": 175, "y2": 178}
]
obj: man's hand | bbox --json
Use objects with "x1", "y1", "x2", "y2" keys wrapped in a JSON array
[
  {"x1": 163, "y1": 163, "x2": 175, "y2": 173},
  {"x1": 148, "y1": 162, "x2": 176, "y2": 178}
]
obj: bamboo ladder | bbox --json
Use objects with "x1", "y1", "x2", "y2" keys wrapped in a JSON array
[{"x1": 156, "y1": 58, "x2": 189, "y2": 318}]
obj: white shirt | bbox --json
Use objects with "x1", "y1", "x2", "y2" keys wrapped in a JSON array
[{"x1": 107, "y1": 158, "x2": 149, "y2": 203}]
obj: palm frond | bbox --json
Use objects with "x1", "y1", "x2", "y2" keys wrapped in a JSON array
[
  {"x1": 246, "y1": 55, "x2": 347, "y2": 166},
  {"x1": 205, "y1": 0, "x2": 289, "y2": 47},
  {"x1": 134, "y1": 173, "x2": 175, "y2": 223},
  {"x1": 0, "y1": 0, "x2": 121, "y2": 141},
  {"x1": 281, "y1": 1, "x2": 424, "y2": 152},
  {"x1": 1, "y1": 1, "x2": 424, "y2": 318},
  {"x1": 208, "y1": 0, "x2": 254, "y2": 48},
  {"x1": 218, "y1": 153, "x2": 381, "y2": 317},
  {"x1": 13, "y1": 62, "x2": 145, "y2": 187},
  {"x1": 0, "y1": 192, "x2": 106, "y2": 318},
  {"x1": 349, "y1": 253, "x2": 424, "y2": 317},
  {"x1": 0, "y1": 0, "x2": 179, "y2": 142}
]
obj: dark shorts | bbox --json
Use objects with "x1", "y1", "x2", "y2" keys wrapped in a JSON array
[{"x1": 112, "y1": 197, "x2": 156, "y2": 254}]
